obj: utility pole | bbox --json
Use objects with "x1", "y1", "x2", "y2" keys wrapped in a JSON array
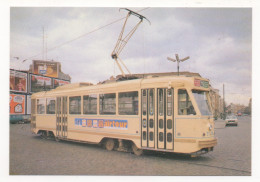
[
  {"x1": 223, "y1": 84, "x2": 226, "y2": 119},
  {"x1": 167, "y1": 54, "x2": 190, "y2": 76},
  {"x1": 42, "y1": 27, "x2": 45, "y2": 60}
]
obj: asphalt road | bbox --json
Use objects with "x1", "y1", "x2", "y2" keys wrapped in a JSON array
[{"x1": 9, "y1": 116, "x2": 251, "y2": 175}]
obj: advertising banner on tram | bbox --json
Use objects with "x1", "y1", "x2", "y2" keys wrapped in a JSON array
[
  {"x1": 32, "y1": 60, "x2": 59, "y2": 78},
  {"x1": 10, "y1": 70, "x2": 27, "y2": 93},
  {"x1": 30, "y1": 74, "x2": 53, "y2": 92},
  {"x1": 53, "y1": 78, "x2": 70, "y2": 88},
  {"x1": 75, "y1": 118, "x2": 128, "y2": 129},
  {"x1": 10, "y1": 94, "x2": 25, "y2": 115}
]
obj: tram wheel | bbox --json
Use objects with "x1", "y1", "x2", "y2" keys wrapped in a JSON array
[
  {"x1": 55, "y1": 136, "x2": 60, "y2": 142},
  {"x1": 41, "y1": 131, "x2": 47, "y2": 139},
  {"x1": 132, "y1": 143, "x2": 143, "y2": 156},
  {"x1": 105, "y1": 139, "x2": 115, "y2": 151}
]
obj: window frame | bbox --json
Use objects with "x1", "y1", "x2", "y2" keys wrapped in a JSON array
[
  {"x1": 177, "y1": 89, "x2": 197, "y2": 116},
  {"x1": 69, "y1": 96, "x2": 82, "y2": 115},
  {"x1": 83, "y1": 94, "x2": 97, "y2": 115},
  {"x1": 46, "y1": 97, "x2": 56, "y2": 115},
  {"x1": 192, "y1": 89, "x2": 212, "y2": 116},
  {"x1": 37, "y1": 98, "x2": 46, "y2": 115},
  {"x1": 99, "y1": 93, "x2": 116, "y2": 115},
  {"x1": 118, "y1": 91, "x2": 139, "y2": 115}
]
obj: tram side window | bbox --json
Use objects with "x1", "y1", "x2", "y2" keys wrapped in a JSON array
[
  {"x1": 99, "y1": 93, "x2": 116, "y2": 115},
  {"x1": 83, "y1": 95, "x2": 97, "y2": 115},
  {"x1": 167, "y1": 89, "x2": 173, "y2": 116},
  {"x1": 46, "y1": 98, "x2": 55, "y2": 114},
  {"x1": 37, "y1": 98, "x2": 45, "y2": 114},
  {"x1": 158, "y1": 89, "x2": 164, "y2": 116},
  {"x1": 149, "y1": 89, "x2": 154, "y2": 115},
  {"x1": 69, "y1": 96, "x2": 81, "y2": 115},
  {"x1": 119, "y1": 91, "x2": 138, "y2": 115},
  {"x1": 142, "y1": 90, "x2": 147, "y2": 115},
  {"x1": 178, "y1": 89, "x2": 196, "y2": 115}
]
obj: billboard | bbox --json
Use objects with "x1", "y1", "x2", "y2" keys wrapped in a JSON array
[
  {"x1": 33, "y1": 60, "x2": 59, "y2": 78},
  {"x1": 53, "y1": 78, "x2": 70, "y2": 88},
  {"x1": 30, "y1": 74, "x2": 53, "y2": 92},
  {"x1": 10, "y1": 94, "x2": 25, "y2": 115},
  {"x1": 10, "y1": 70, "x2": 27, "y2": 93}
]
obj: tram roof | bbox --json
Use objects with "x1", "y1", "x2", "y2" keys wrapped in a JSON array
[{"x1": 31, "y1": 75, "x2": 209, "y2": 98}]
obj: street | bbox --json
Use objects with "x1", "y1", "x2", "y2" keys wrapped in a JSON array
[{"x1": 9, "y1": 116, "x2": 251, "y2": 175}]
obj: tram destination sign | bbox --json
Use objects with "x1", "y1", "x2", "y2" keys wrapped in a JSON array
[{"x1": 194, "y1": 79, "x2": 209, "y2": 88}]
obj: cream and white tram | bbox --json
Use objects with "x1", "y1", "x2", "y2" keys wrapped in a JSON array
[{"x1": 31, "y1": 76, "x2": 217, "y2": 156}]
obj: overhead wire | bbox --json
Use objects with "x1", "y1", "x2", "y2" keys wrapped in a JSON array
[{"x1": 23, "y1": 7, "x2": 150, "y2": 61}]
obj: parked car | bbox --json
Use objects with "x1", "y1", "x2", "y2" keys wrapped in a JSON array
[
  {"x1": 225, "y1": 115, "x2": 238, "y2": 126},
  {"x1": 10, "y1": 114, "x2": 31, "y2": 124}
]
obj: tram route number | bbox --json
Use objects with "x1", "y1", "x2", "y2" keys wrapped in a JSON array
[{"x1": 75, "y1": 118, "x2": 128, "y2": 129}]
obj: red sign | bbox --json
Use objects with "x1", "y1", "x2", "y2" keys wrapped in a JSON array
[
  {"x1": 194, "y1": 79, "x2": 209, "y2": 88},
  {"x1": 10, "y1": 94, "x2": 25, "y2": 115},
  {"x1": 54, "y1": 78, "x2": 70, "y2": 88},
  {"x1": 194, "y1": 79, "x2": 201, "y2": 87}
]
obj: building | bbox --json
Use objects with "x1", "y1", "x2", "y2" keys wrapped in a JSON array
[
  {"x1": 209, "y1": 88, "x2": 223, "y2": 119},
  {"x1": 10, "y1": 60, "x2": 71, "y2": 123},
  {"x1": 226, "y1": 103, "x2": 247, "y2": 115}
]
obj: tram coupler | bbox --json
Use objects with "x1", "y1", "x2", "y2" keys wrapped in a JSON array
[{"x1": 190, "y1": 147, "x2": 213, "y2": 158}]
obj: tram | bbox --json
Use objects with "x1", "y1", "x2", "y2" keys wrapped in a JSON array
[{"x1": 31, "y1": 75, "x2": 217, "y2": 156}]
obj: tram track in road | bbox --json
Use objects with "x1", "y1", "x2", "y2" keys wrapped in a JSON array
[
  {"x1": 179, "y1": 159, "x2": 251, "y2": 175},
  {"x1": 144, "y1": 151, "x2": 251, "y2": 175}
]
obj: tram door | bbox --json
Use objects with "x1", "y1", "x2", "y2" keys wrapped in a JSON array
[
  {"x1": 56, "y1": 96, "x2": 68, "y2": 138},
  {"x1": 141, "y1": 89, "x2": 155, "y2": 148},
  {"x1": 157, "y1": 88, "x2": 174, "y2": 150}
]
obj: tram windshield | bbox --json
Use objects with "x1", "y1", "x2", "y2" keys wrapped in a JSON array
[{"x1": 192, "y1": 90, "x2": 212, "y2": 115}]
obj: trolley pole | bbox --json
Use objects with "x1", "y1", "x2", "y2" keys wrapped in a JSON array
[{"x1": 167, "y1": 54, "x2": 190, "y2": 76}]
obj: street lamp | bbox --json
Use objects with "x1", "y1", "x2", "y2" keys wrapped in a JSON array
[{"x1": 167, "y1": 54, "x2": 190, "y2": 76}]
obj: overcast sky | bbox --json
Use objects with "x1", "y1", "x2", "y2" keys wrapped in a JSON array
[{"x1": 10, "y1": 7, "x2": 252, "y2": 105}]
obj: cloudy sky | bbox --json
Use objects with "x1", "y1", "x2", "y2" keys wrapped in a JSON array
[{"x1": 10, "y1": 6, "x2": 252, "y2": 105}]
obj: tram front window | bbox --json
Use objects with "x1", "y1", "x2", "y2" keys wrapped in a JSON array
[
  {"x1": 178, "y1": 89, "x2": 196, "y2": 115},
  {"x1": 192, "y1": 90, "x2": 212, "y2": 115}
]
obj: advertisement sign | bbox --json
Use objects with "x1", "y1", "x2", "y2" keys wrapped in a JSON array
[
  {"x1": 30, "y1": 74, "x2": 53, "y2": 92},
  {"x1": 75, "y1": 118, "x2": 128, "y2": 129},
  {"x1": 10, "y1": 94, "x2": 25, "y2": 115},
  {"x1": 53, "y1": 78, "x2": 70, "y2": 88},
  {"x1": 27, "y1": 95, "x2": 31, "y2": 115},
  {"x1": 10, "y1": 70, "x2": 27, "y2": 93},
  {"x1": 33, "y1": 60, "x2": 59, "y2": 78}
]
